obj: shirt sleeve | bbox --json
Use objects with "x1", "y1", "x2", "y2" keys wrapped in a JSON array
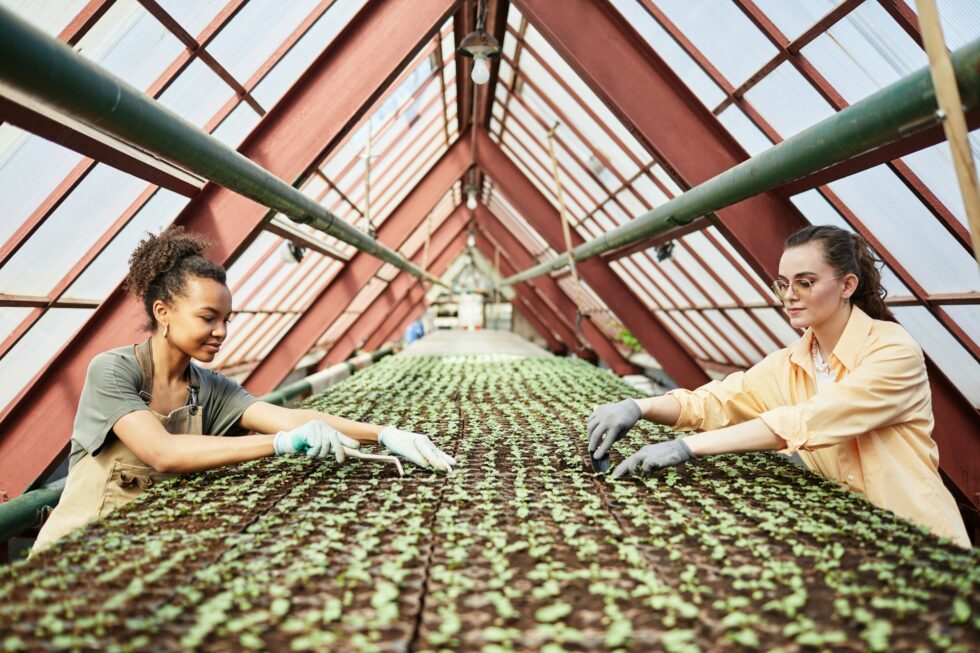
[
  {"x1": 665, "y1": 350, "x2": 782, "y2": 432},
  {"x1": 759, "y1": 339, "x2": 929, "y2": 453},
  {"x1": 70, "y1": 350, "x2": 149, "y2": 458},
  {"x1": 201, "y1": 369, "x2": 259, "y2": 436}
]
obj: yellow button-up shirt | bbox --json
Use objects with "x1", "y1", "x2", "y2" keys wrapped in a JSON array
[{"x1": 666, "y1": 306, "x2": 970, "y2": 548}]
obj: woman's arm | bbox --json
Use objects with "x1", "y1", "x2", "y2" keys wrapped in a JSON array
[
  {"x1": 634, "y1": 395, "x2": 682, "y2": 426},
  {"x1": 113, "y1": 410, "x2": 275, "y2": 473},
  {"x1": 682, "y1": 418, "x2": 784, "y2": 456},
  {"x1": 239, "y1": 402, "x2": 384, "y2": 443}
]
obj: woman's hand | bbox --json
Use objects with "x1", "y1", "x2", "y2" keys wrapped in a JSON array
[
  {"x1": 379, "y1": 427, "x2": 456, "y2": 472},
  {"x1": 611, "y1": 438, "x2": 694, "y2": 479},
  {"x1": 587, "y1": 399, "x2": 643, "y2": 460},
  {"x1": 274, "y1": 421, "x2": 360, "y2": 463}
]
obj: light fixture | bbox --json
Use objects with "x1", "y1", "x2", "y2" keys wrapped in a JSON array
[
  {"x1": 457, "y1": 2, "x2": 500, "y2": 87},
  {"x1": 656, "y1": 241, "x2": 675, "y2": 262},
  {"x1": 280, "y1": 241, "x2": 306, "y2": 264},
  {"x1": 467, "y1": 231, "x2": 476, "y2": 248},
  {"x1": 464, "y1": 184, "x2": 478, "y2": 210}
]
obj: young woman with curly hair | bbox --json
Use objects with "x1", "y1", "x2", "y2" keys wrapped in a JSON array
[
  {"x1": 32, "y1": 226, "x2": 455, "y2": 553},
  {"x1": 587, "y1": 225, "x2": 970, "y2": 548}
]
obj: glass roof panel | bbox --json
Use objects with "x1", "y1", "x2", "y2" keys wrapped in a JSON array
[
  {"x1": 802, "y1": 2, "x2": 926, "y2": 105},
  {"x1": 0, "y1": 307, "x2": 93, "y2": 413},
  {"x1": 0, "y1": 307, "x2": 32, "y2": 344},
  {"x1": 73, "y1": 0, "x2": 184, "y2": 92},
  {"x1": 672, "y1": 310, "x2": 727, "y2": 364},
  {"x1": 0, "y1": 165, "x2": 149, "y2": 296},
  {"x1": 657, "y1": 309, "x2": 709, "y2": 362},
  {"x1": 900, "y1": 138, "x2": 980, "y2": 230},
  {"x1": 212, "y1": 102, "x2": 263, "y2": 149},
  {"x1": 66, "y1": 188, "x2": 191, "y2": 301},
  {"x1": 252, "y1": 0, "x2": 370, "y2": 108},
  {"x1": 0, "y1": 0, "x2": 91, "y2": 36},
  {"x1": 725, "y1": 307, "x2": 784, "y2": 352},
  {"x1": 893, "y1": 306, "x2": 980, "y2": 408},
  {"x1": 642, "y1": 0, "x2": 778, "y2": 87},
  {"x1": 914, "y1": 0, "x2": 980, "y2": 49},
  {"x1": 157, "y1": 58, "x2": 236, "y2": 127},
  {"x1": 157, "y1": 0, "x2": 227, "y2": 35},
  {"x1": 0, "y1": 126, "x2": 86, "y2": 248},
  {"x1": 827, "y1": 166, "x2": 980, "y2": 294},
  {"x1": 744, "y1": 61, "x2": 834, "y2": 137},
  {"x1": 608, "y1": 0, "x2": 725, "y2": 110},
  {"x1": 749, "y1": 0, "x2": 842, "y2": 41},
  {"x1": 207, "y1": 0, "x2": 322, "y2": 83}
]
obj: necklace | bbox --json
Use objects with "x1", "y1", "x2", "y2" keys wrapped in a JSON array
[{"x1": 811, "y1": 340, "x2": 832, "y2": 375}]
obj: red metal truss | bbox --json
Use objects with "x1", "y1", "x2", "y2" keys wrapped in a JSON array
[
  {"x1": 475, "y1": 128, "x2": 709, "y2": 388},
  {"x1": 474, "y1": 205, "x2": 640, "y2": 374},
  {"x1": 0, "y1": 0, "x2": 460, "y2": 501},
  {"x1": 322, "y1": 231, "x2": 471, "y2": 365},
  {"x1": 512, "y1": 0, "x2": 808, "y2": 281},
  {"x1": 241, "y1": 136, "x2": 472, "y2": 395}
]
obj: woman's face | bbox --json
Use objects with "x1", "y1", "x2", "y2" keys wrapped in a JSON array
[
  {"x1": 156, "y1": 277, "x2": 233, "y2": 362},
  {"x1": 776, "y1": 242, "x2": 855, "y2": 331}
]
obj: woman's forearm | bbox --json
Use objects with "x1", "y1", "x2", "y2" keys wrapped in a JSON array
[
  {"x1": 161, "y1": 433, "x2": 276, "y2": 473},
  {"x1": 293, "y1": 409, "x2": 384, "y2": 443},
  {"x1": 682, "y1": 418, "x2": 784, "y2": 456},
  {"x1": 635, "y1": 395, "x2": 682, "y2": 426}
]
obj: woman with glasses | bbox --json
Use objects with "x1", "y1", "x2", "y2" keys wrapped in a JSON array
[{"x1": 587, "y1": 225, "x2": 969, "y2": 548}]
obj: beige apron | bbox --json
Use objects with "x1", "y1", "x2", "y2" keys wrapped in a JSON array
[{"x1": 31, "y1": 339, "x2": 202, "y2": 554}]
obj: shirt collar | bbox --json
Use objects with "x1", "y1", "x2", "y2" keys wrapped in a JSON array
[{"x1": 789, "y1": 305, "x2": 873, "y2": 375}]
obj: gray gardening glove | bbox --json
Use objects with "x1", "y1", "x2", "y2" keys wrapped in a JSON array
[
  {"x1": 611, "y1": 439, "x2": 695, "y2": 479},
  {"x1": 587, "y1": 399, "x2": 643, "y2": 461}
]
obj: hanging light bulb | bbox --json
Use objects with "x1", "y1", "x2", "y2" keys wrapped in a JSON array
[
  {"x1": 457, "y1": 2, "x2": 500, "y2": 87},
  {"x1": 465, "y1": 185, "x2": 478, "y2": 210},
  {"x1": 471, "y1": 53, "x2": 491, "y2": 85}
]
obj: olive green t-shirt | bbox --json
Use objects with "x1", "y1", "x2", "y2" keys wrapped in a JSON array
[{"x1": 67, "y1": 345, "x2": 259, "y2": 471}]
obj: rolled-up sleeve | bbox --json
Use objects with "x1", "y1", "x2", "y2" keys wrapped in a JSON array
[
  {"x1": 666, "y1": 352, "x2": 779, "y2": 432},
  {"x1": 760, "y1": 340, "x2": 928, "y2": 452}
]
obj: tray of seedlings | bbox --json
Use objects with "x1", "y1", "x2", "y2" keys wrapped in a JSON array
[{"x1": 1, "y1": 354, "x2": 977, "y2": 652}]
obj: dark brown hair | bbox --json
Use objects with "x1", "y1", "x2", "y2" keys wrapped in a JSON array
[
  {"x1": 125, "y1": 226, "x2": 227, "y2": 332},
  {"x1": 785, "y1": 225, "x2": 890, "y2": 320}
]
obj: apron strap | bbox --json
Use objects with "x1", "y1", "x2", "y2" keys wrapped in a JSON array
[{"x1": 134, "y1": 338, "x2": 201, "y2": 414}]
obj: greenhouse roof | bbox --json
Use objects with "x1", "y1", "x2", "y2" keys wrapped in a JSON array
[{"x1": 0, "y1": 0, "x2": 977, "y2": 506}]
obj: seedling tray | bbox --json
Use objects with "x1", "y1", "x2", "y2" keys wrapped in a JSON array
[{"x1": 1, "y1": 354, "x2": 977, "y2": 651}]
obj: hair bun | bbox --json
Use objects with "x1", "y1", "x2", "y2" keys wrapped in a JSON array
[{"x1": 125, "y1": 225, "x2": 211, "y2": 301}]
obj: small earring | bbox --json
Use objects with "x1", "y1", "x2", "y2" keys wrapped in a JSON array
[{"x1": 163, "y1": 324, "x2": 169, "y2": 339}]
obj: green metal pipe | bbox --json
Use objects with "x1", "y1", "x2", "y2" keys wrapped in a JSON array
[
  {"x1": 0, "y1": 485, "x2": 63, "y2": 547},
  {"x1": 502, "y1": 37, "x2": 980, "y2": 286},
  {"x1": 0, "y1": 7, "x2": 444, "y2": 287},
  {"x1": 261, "y1": 344, "x2": 397, "y2": 406}
]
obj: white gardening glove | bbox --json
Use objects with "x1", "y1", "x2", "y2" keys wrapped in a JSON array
[
  {"x1": 378, "y1": 426, "x2": 456, "y2": 472},
  {"x1": 274, "y1": 420, "x2": 360, "y2": 464}
]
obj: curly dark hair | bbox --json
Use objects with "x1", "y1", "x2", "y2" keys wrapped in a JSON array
[
  {"x1": 785, "y1": 225, "x2": 891, "y2": 320},
  {"x1": 125, "y1": 226, "x2": 228, "y2": 332}
]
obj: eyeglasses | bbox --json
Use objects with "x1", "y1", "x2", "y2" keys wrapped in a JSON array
[{"x1": 771, "y1": 275, "x2": 842, "y2": 299}]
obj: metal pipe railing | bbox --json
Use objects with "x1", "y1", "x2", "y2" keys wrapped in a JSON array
[
  {"x1": 501, "y1": 37, "x2": 980, "y2": 286},
  {"x1": 0, "y1": 7, "x2": 445, "y2": 287},
  {"x1": 262, "y1": 343, "x2": 398, "y2": 406}
]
